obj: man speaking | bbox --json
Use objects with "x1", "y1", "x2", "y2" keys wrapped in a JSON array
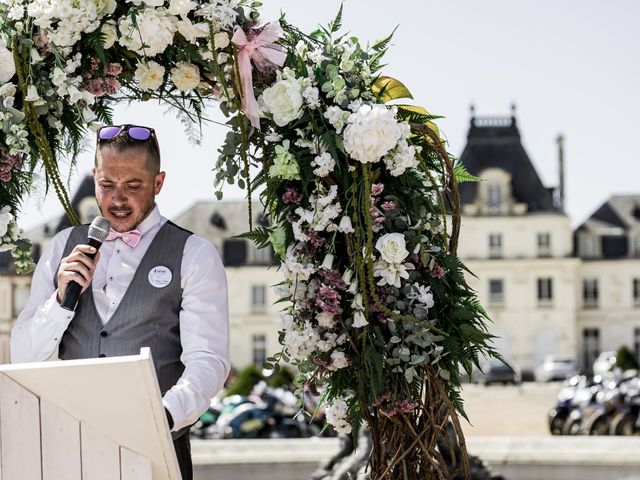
[{"x1": 10, "y1": 124, "x2": 230, "y2": 479}]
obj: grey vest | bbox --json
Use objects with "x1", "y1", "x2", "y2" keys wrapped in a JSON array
[{"x1": 56, "y1": 221, "x2": 192, "y2": 437}]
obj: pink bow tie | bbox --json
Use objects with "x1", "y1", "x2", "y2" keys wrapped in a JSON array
[{"x1": 106, "y1": 228, "x2": 142, "y2": 248}]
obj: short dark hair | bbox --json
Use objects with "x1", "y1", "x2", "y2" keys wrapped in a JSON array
[{"x1": 95, "y1": 132, "x2": 161, "y2": 174}]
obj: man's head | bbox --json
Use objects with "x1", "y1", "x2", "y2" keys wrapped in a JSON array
[{"x1": 93, "y1": 124, "x2": 165, "y2": 233}]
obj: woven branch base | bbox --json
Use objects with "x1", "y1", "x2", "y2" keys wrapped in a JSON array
[{"x1": 363, "y1": 368, "x2": 469, "y2": 480}]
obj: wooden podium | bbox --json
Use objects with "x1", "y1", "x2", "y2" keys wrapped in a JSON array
[{"x1": 0, "y1": 347, "x2": 181, "y2": 480}]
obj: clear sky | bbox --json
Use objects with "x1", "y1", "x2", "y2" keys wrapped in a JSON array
[{"x1": 17, "y1": 0, "x2": 640, "y2": 231}]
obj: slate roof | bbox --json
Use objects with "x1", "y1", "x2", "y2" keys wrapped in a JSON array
[
  {"x1": 458, "y1": 114, "x2": 559, "y2": 213},
  {"x1": 577, "y1": 195, "x2": 640, "y2": 232}
]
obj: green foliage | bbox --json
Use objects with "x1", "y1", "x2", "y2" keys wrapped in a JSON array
[
  {"x1": 454, "y1": 163, "x2": 482, "y2": 183},
  {"x1": 223, "y1": 364, "x2": 265, "y2": 398},
  {"x1": 615, "y1": 346, "x2": 640, "y2": 371}
]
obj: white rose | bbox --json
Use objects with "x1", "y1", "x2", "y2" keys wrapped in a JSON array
[
  {"x1": 141, "y1": 0, "x2": 164, "y2": 6},
  {"x1": 168, "y1": 0, "x2": 197, "y2": 15},
  {"x1": 118, "y1": 8, "x2": 177, "y2": 56},
  {"x1": 375, "y1": 233, "x2": 410, "y2": 264},
  {"x1": 0, "y1": 47, "x2": 16, "y2": 83},
  {"x1": 95, "y1": 0, "x2": 117, "y2": 15},
  {"x1": 176, "y1": 18, "x2": 209, "y2": 44},
  {"x1": 259, "y1": 76, "x2": 304, "y2": 127},
  {"x1": 135, "y1": 61, "x2": 165, "y2": 90},
  {"x1": 213, "y1": 31, "x2": 229, "y2": 49},
  {"x1": 0, "y1": 207, "x2": 13, "y2": 238},
  {"x1": 170, "y1": 61, "x2": 200, "y2": 92},
  {"x1": 343, "y1": 105, "x2": 402, "y2": 164},
  {"x1": 101, "y1": 21, "x2": 118, "y2": 49}
]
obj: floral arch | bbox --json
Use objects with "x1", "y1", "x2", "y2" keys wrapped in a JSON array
[{"x1": 0, "y1": 1, "x2": 499, "y2": 478}]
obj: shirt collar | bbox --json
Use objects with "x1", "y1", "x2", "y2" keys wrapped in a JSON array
[{"x1": 136, "y1": 204, "x2": 162, "y2": 236}]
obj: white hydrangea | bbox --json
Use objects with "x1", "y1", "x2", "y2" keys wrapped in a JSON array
[
  {"x1": 118, "y1": 8, "x2": 178, "y2": 56},
  {"x1": 283, "y1": 321, "x2": 320, "y2": 361},
  {"x1": 26, "y1": 0, "x2": 114, "y2": 47},
  {"x1": 0, "y1": 46, "x2": 15, "y2": 83},
  {"x1": 135, "y1": 61, "x2": 165, "y2": 91},
  {"x1": 325, "y1": 398, "x2": 352, "y2": 435},
  {"x1": 171, "y1": 62, "x2": 200, "y2": 92},
  {"x1": 311, "y1": 152, "x2": 335, "y2": 177},
  {"x1": 167, "y1": 0, "x2": 197, "y2": 15},
  {"x1": 343, "y1": 105, "x2": 402, "y2": 164},
  {"x1": 3, "y1": 0, "x2": 25, "y2": 20}
]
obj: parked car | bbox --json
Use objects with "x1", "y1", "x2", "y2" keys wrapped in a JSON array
[
  {"x1": 475, "y1": 357, "x2": 521, "y2": 385},
  {"x1": 535, "y1": 354, "x2": 578, "y2": 382},
  {"x1": 593, "y1": 351, "x2": 617, "y2": 376}
]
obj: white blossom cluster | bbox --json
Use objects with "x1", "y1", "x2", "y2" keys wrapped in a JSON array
[
  {"x1": 291, "y1": 184, "x2": 342, "y2": 241},
  {"x1": 325, "y1": 398, "x2": 352, "y2": 435}
]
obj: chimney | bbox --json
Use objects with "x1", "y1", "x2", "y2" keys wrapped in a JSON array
[{"x1": 556, "y1": 134, "x2": 565, "y2": 210}]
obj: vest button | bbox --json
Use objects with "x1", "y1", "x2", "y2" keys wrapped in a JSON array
[
  {"x1": 99, "y1": 354, "x2": 106, "y2": 358},
  {"x1": 100, "y1": 331, "x2": 108, "y2": 338}
]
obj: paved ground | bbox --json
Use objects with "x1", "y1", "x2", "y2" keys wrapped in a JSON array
[{"x1": 459, "y1": 382, "x2": 560, "y2": 437}]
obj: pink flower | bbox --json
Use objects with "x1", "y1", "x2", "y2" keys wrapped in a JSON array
[
  {"x1": 103, "y1": 77, "x2": 121, "y2": 95},
  {"x1": 85, "y1": 78, "x2": 106, "y2": 97},
  {"x1": 381, "y1": 201, "x2": 396, "y2": 211},
  {"x1": 372, "y1": 183, "x2": 384, "y2": 196},
  {"x1": 0, "y1": 153, "x2": 22, "y2": 183},
  {"x1": 429, "y1": 264, "x2": 446, "y2": 279},
  {"x1": 105, "y1": 63, "x2": 123, "y2": 76}
]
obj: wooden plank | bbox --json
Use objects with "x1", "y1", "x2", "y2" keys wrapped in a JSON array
[
  {"x1": 0, "y1": 373, "x2": 42, "y2": 480},
  {"x1": 41, "y1": 398, "x2": 81, "y2": 480},
  {"x1": 81, "y1": 422, "x2": 120, "y2": 480},
  {"x1": 121, "y1": 447, "x2": 152, "y2": 480}
]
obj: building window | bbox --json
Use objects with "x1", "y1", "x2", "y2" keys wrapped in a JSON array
[
  {"x1": 489, "y1": 279, "x2": 504, "y2": 306},
  {"x1": 583, "y1": 328, "x2": 600, "y2": 372},
  {"x1": 579, "y1": 235, "x2": 596, "y2": 258},
  {"x1": 635, "y1": 328, "x2": 640, "y2": 365},
  {"x1": 537, "y1": 278, "x2": 553, "y2": 304},
  {"x1": 251, "y1": 285, "x2": 266, "y2": 312},
  {"x1": 537, "y1": 233, "x2": 551, "y2": 257},
  {"x1": 582, "y1": 279, "x2": 598, "y2": 309},
  {"x1": 634, "y1": 279, "x2": 640, "y2": 307},
  {"x1": 488, "y1": 185, "x2": 502, "y2": 208},
  {"x1": 489, "y1": 233, "x2": 502, "y2": 258},
  {"x1": 252, "y1": 334, "x2": 267, "y2": 368},
  {"x1": 248, "y1": 243, "x2": 273, "y2": 265}
]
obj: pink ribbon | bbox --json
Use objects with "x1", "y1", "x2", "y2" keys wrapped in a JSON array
[
  {"x1": 232, "y1": 22, "x2": 286, "y2": 129},
  {"x1": 106, "y1": 228, "x2": 142, "y2": 249}
]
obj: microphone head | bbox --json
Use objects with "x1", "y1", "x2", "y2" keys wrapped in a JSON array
[{"x1": 87, "y1": 216, "x2": 111, "y2": 243}]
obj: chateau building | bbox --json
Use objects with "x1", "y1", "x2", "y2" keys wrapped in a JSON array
[{"x1": 2, "y1": 111, "x2": 640, "y2": 375}]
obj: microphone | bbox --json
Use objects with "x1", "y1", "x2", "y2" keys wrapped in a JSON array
[{"x1": 60, "y1": 216, "x2": 111, "y2": 311}]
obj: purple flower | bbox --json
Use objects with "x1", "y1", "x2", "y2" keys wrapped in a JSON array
[
  {"x1": 282, "y1": 187, "x2": 302, "y2": 205},
  {"x1": 317, "y1": 285, "x2": 342, "y2": 315},
  {"x1": 318, "y1": 268, "x2": 348, "y2": 291},
  {"x1": 84, "y1": 78, "x2": 106, "y2": 97},
  {"x1": 429, "y1": 264, "x2": 446, "y2": 279},
  {"x1": 0, "y1": 153, "x2": 22, "y2": 183}
]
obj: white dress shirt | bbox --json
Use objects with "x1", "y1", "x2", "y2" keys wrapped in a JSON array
[{"x1": 10, "y1": 205, "x2": 230, "y2": 432}]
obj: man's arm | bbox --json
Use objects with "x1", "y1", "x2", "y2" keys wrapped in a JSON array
[
  {"x1": 162, "y1": 235, "x2": 231, "y2": 431},
  {"x1": 10, "y1": 228, "x2": 75, "y2": 363}
]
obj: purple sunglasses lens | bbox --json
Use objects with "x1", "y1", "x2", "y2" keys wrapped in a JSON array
[
  {"x1": 98, "y1": 126, "x2": 122, "y2": 140},
  {"x1": 128, "y1": 127, "x2": 152, "y2": 141}
]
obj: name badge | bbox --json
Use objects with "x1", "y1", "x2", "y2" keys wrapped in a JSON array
[{"x1": 148, "y1": 265, "x2": 172, "y2": 288}]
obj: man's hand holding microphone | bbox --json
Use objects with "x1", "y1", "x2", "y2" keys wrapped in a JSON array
[{"x1": 57, "y1": 216, "x2": 111, "y2": 311}]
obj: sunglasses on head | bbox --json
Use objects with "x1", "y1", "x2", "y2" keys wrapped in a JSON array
[{"x1": 97, "y1": 124, "x2": 156, "y2": 142}]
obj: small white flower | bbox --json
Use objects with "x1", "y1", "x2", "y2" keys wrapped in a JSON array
[
  {"x1": 325, "y1": 398, "x2": 352, "y2": 435},
  {"x1": 317, "y1": 311, "x2": 336, "y2": 328},
  {"x1": 328, "y1": 351, "x2": 349, "y2": 371},
  {"x1": 352, "y1": 311, "x2": 368, "y2": 328},
  {"x1": 0, "y1": 207, "x2": 13, "y2": 238},
  {"x1": 338, "y1": 216, "x2": 354, "y2": 234},
  {"x1": 311, "y1": 152, "x2": 335, "y2": 177},
  {"x1": 24, "y1": 85, "x2": 40, "y2": 102},
  {"x1": 171, "y1": 62, "x2": 200, "y2": 92},
  {"x1": 323, "y1": 106, "x2": 349, "y2": 134},
  {"x1": 321, "y1": 253, "x2": 334, "y2": 270},
  {"x1": 135, "y1": 61, "x2": 165, "y2": 91},
  {"x1": 294, "y1": 40, "x2": 307, "y2": 57}
]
